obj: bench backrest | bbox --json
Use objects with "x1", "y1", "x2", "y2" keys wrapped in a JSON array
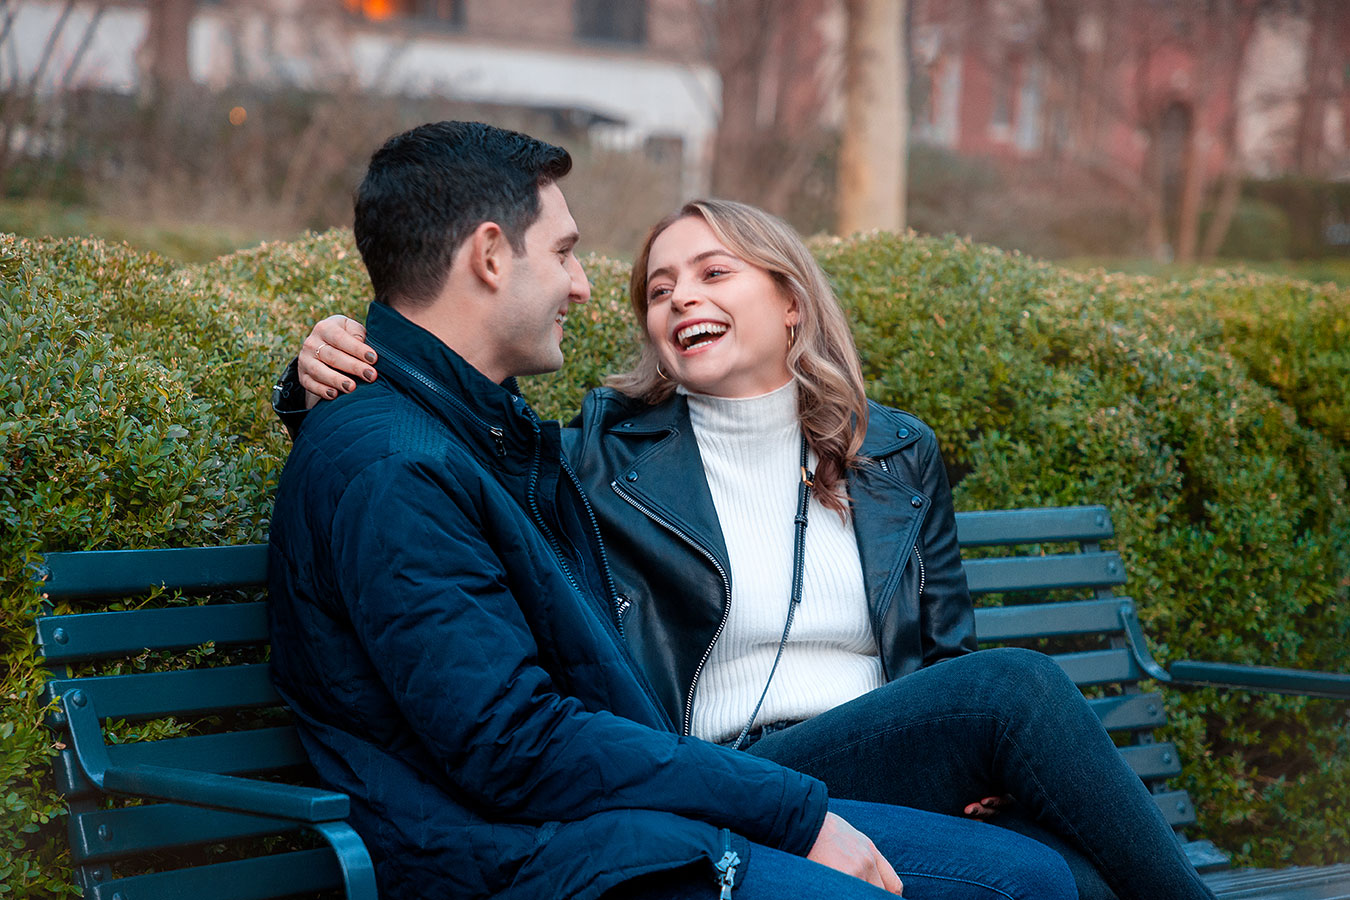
[
  {"x1": 955, "y1": 506, "x2": 1216, "y2": 863},
  {"x1": 35, "y1": 547, "x2": 349, "y2": 900},
  {"x1": 36, "y1": 504, "x2": 1209, "y2": 894}
]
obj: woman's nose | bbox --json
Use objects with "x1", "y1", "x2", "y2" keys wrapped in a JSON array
[{"x1": 669, "y1": 281, "x2": 699, "y2": 309}]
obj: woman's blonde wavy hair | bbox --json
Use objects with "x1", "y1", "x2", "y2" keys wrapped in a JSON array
[{"x1": 606, "y1": 199, "x2": 869, "y2": 516}]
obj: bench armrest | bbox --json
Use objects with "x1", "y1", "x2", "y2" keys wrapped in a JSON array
[
  {"x1": 1166, "y1": 660, "x2": 1350, "y2": 699},
  {"x1": 1115, "y1": 602, "x2": 1350, "y2": 700},
  {"x1": 101, "y1": 763, "x2": 351, "y2": 822},
  {"x1": 58, "y1": 689, "x2": 350, "y2": 822}
]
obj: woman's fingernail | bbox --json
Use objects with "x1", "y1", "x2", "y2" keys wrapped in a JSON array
[
  {"x1": 343, "y1": 380, "x2": 354, "y2": 392},
  {"x1": 364, "y1": 368, "x2": 376, "y2": 381},
  {"x1": 326, "y1": 388, "x2": 337, "y2": 399},
  {"x1": 365, "y1": 352, "x2": 377, "y2": 363}
]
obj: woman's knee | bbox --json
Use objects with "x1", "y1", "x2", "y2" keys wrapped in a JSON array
[{"x1": 961, "y1": 648, "x2": 1077, "y2": 697}]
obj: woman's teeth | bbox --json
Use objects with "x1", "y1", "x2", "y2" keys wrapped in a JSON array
[{"x1": 676, "y1": 322, "x2": 728, "y2": 349}]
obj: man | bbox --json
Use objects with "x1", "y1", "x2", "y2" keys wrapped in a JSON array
[{"x1": 268, "y1": 121, "x2": 1073, "y2": 900}]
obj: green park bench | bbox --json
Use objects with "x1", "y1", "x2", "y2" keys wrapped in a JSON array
[{"x1": 35, "y1": 505, "x2": 1350, "y2": 900}]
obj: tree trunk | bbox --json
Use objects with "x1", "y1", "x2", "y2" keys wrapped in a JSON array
[
  {"x1": 837, "y1": 0, "x2": 907, "y2": 234},
  {"x1": 1174, "y1": 124, "x2": 1205, "y2": 263},
  {"x1": 143, "y1": 0, "x2": 193, "y2": 103},
  {"x1": 1294, "y1": 0, "x2": 1335, "y2": 175},
  {"x1": 710, "y1": 0, "x2": 775, "y2": 201}
]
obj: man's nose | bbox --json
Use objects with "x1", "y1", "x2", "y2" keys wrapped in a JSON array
[{"x1": 569, "y1": 257, "x2": 591, "y2": 303}]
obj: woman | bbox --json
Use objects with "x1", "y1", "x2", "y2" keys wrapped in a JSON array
[{"x1": 285, "y1": 199, "x2": 1216, "y2": 900}]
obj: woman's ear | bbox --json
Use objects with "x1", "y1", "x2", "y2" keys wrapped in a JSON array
[
  {"x1": 785, "y1": 302, "x2": 800, "y2": 328},
  {"x1": 467, "y1": 222, "x2": 508, "y2": 289}
]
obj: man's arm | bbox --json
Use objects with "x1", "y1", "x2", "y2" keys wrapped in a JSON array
[{"x1": 328, "y1": 457, "x2": 829, "y2": 856}]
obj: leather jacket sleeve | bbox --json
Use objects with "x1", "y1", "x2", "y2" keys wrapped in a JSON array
[
  {"x1": 271, "y1": 358, "x2": 309, "y2": 440},
  {"x1": 915, "y1": 433, "x2": 977, "y2": 665}
]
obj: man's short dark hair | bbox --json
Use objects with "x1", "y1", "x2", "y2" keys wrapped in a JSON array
[{"x1": 354, "y1": 121, "x2": 572, "y2": 308}]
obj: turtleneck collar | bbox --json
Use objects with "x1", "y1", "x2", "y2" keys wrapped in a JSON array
[{"x1": 680, "y1": 380, "x2": 799, "y2": 440}]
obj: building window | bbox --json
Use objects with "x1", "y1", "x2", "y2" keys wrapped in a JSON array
[
  {"x1": 347, "y1": 0, "x2": 464, "y2": 28},
  {"x1": 575, "y1": 0, "x2": 646, "y2": 45}
]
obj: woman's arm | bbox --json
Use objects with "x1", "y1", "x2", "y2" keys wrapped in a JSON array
[{"x1": 271, "y1": 315, "x2": 381, "y2": 437}]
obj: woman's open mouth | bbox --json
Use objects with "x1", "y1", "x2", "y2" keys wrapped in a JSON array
[{"x1": 674, "y1": 321, "x2": 728, "y2": 351}]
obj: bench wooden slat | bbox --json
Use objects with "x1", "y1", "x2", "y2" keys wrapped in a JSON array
[
  {"x1": 86, "y1": 847, "x2": 342, "y2": 900},
  {"x1": 974, "y1": 598, "x2": 1127, "y2": 640},
  {"x1": 1154, "y1": 789, "x2": 1198, "y2": 827},
  {"x1": 963, "y1": 553, "x2": 1126, "y2": 595},
  {"x1": 1120, "y1": 743, "x2": 1184, "y2": 780},
  {"x1": 37, "y1": 603, "x2": 269, "y2": 662},
  {"x1": 1202, "y1": 863, "x2": 1350, "y2": 899},
  {"x1": 1085, "y1": 692, "x2": 1168, "y2": 732},
  {"x1": 71, "y1": 803, "x2": 302, "y2": 863},
  {"x1": 55, "y1": 726, "x2": 308, "y2": 798},
  {"x1": 45, "y1": 664, "x2": 280, "y2": 721},
  {"x1": 955, "y1": 506, "x2": 1114, "y2": 547},
  {"x1": 1055, "y1": 649, "x2": 1142, "y2": 686},
  {"x1": 40, "y1": 545, "x2": 268, "y2": 601}
]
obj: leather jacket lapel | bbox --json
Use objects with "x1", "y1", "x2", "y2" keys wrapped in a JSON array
[{"x1": 606, "y1": 396, "x2": 730, "y2": 572}]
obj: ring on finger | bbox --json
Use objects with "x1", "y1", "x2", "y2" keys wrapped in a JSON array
[{"x1": 315, "y1": 340, "x2": 327, "y2": 357}]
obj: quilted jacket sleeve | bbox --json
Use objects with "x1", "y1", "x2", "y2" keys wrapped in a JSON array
[
  {"x1": 328, "y1": 454, "x2": 828, "y2": 857},
  {"x1": 916, "y1": 433, "x2": 978, "y2": 665}
]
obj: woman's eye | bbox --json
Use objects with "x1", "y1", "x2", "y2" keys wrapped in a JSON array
[
  {"x1": 648, "y1": 286, "x2": 671, "y2": 301},
  {"x1": 705, "y1": 267, "x2": 730, "y2": 279}
]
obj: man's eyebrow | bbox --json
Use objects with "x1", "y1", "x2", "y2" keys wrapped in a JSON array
[
  {"x1": 647, "y1": 249, "x2": 732, "y2": 283},
  {"x1": 556, "y1": 230, "x2": 580, "y2": 250}
]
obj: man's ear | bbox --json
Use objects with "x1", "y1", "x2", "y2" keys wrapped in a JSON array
[{"x1": 466, "y1": 221, "x2": 509, "y2": 290}]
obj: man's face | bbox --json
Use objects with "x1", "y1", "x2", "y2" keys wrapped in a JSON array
[{"x1": 487, "y1": 182, "x2": 591, "y2": 380}]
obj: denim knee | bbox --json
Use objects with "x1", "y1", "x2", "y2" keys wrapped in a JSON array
[{"x1": 969, "y1": 647, "x2": 1076, "y2": 695}]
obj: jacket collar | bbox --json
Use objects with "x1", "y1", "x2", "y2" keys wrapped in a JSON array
[
  {"x1": 604, "y1": 393, "x2": 730, "y2": 569},
  {"x1": 859, "y1": 402, "x2": 924, "y2": 458},
  {"x1": 362, "y1": 301, "x2": 539, "y2": 460}
]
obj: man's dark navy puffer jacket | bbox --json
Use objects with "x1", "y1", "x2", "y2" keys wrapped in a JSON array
[{"x1": 267, "y1": 302, "x2": 828, "y2": 900}]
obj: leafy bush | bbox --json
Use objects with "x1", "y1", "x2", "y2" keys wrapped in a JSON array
[{"x1": 2, "y1": 228, "x2": 1346, "y2": 897}]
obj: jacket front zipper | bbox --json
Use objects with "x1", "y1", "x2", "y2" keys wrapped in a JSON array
[
  {"x1": 612, "y1": 479, "x2": 733, "y2": 736},
  {"x1": 374, "y1": 343, "x2": 507, "y2": 457},
  {"x1": 714, "y1": 829, "x2": 740, "y2": 899}
]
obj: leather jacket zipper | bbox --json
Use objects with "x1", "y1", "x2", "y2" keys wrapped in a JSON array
[
  {"x1": 915, "y1": 544, "x2": 926, "y2": 597},
  {"x1": 612, "y1": 480, "x2": 732, "y2": 736}
]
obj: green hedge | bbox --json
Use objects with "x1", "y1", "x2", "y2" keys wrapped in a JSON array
[{"x1": 2, "y1": 229, "x2": 1347, "y2": 897}]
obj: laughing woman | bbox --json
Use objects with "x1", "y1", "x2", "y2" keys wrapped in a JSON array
[{"x1": 282, "y1": 199, "x2": 1217, "y2": 900}]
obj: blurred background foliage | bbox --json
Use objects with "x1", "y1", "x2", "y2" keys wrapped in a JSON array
[{"x1": 3, "y1": 228, "x2": 1347, "y2": 896}]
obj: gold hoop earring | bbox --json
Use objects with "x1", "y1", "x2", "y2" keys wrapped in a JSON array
[
  {"x1": 788, "y1": 324, "x2": 797, "y2": 350},
  {"x1": 655, "y1": 363, "x2": 670, "y2": 382}
]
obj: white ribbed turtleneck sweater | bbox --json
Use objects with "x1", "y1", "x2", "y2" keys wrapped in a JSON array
[{"x1": 684, "y1": 382, "x2": 884, "y2": 744}]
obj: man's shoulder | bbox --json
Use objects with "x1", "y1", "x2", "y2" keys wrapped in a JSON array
[{"x1": 291, "y1": 382, "x2": 469, "y2": 484}]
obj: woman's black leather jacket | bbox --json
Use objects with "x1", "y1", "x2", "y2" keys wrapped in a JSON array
[{"x1": 564, "y1": 387, "x2": 977, "y2": 734}]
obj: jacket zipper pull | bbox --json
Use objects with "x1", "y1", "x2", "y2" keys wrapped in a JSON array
[
  {"x1": 490, "y1": 426, "x2": 506, "y2": 457},
  {"x1": 714, "y1": 830, "x2": 739, "y2": 900}
]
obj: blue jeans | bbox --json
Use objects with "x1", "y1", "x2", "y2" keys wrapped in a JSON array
[
  {"x1": 746, "y1": 648, "x2": 1217, "y2": 900},
  {"x1": 606, "y1": 796, "x2": 1075, "y2": 900}
]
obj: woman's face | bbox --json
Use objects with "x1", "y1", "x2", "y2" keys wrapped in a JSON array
[{"x1": 643, "y1": 216, "x2": 797, "y2": 398}]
